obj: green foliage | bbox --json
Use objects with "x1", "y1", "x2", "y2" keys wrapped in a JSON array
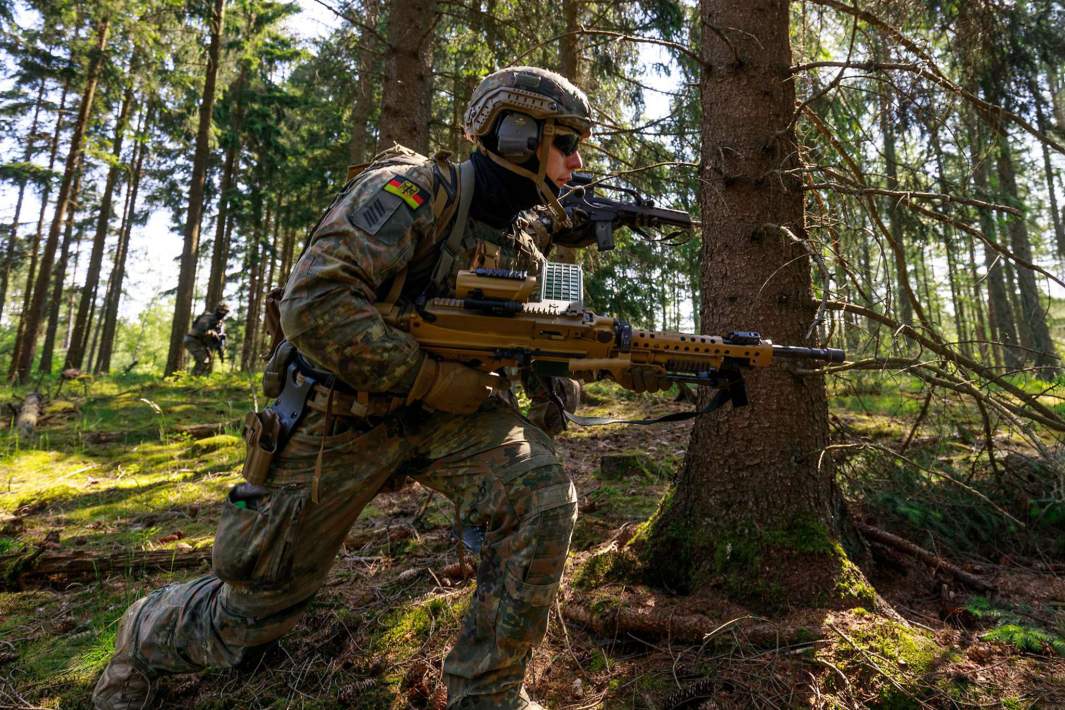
[{"x1": 982, "y1": 624, "x2": 1065, "y2": 656}]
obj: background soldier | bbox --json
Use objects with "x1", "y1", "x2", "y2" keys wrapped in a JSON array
[
  {"x1": 94, "y1": 66, "x2": 666, "y2": 710},
  {"x1": 183, "y1": 302, "x2": 229, "y2": 375}
]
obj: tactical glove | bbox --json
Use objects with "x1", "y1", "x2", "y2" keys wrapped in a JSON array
[
  {"x1": 406, "y1": 357, "x2": 501, "y2": 415},
  {"x1": 615, "y1": 364, "x2": 672, "y2": 394}
]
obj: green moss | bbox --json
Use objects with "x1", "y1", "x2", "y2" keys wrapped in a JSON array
[
  {"x1": 571, "y1": 547, "x2": 642, "y2": 590},
  {"x1": 373, "y1": 591, "x2": 471, "y2": 656},
  {"x1": 834, "y1": 543, "x2": 877, "y2": 608},
  {"x1": 186, "y1": 434, "x2": 242, "y2": 454},
  {"x1": 821, "y1": 613, "x2": 943, "y2": 707}
]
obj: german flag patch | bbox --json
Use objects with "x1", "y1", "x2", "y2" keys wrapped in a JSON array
[{"x1": 383, "y1": 176, "x2": 429, "y2": 210}]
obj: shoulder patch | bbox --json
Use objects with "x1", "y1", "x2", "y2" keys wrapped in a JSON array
[
  {"x1": 383, "y1": 176, "x2": 430, "y2": 210},
  {"x1": 349, "y1": 191, "x2": 404, "y2": 236}
]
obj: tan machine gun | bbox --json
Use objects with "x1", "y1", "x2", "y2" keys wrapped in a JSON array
[{"x1": 383, "y1": 268, "x2": 844, "y2": 418}]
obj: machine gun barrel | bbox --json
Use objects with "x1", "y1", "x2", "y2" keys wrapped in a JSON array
[{"x1": 771, "y1": 344, "x2": 845, "y2": 363}]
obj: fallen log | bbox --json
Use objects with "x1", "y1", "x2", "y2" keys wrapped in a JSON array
[
  {"x1": 83, "y1": 420, "x2": 239, "y2": 444},
  {"x1": 856, "y1": 521, "x2": 992, "y2": 591},
  {"x1": 15, "y1": 393, "x2": 41, "y2": 437},
  {"x1": 2, "y1": 546, "x2": 212, "y2": 590}
]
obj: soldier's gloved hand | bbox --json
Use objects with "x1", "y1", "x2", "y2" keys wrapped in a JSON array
[
  {"x1": 406, "y1": 357, "x2": 501, "y2": 415},
  {"x1": 613, "y1": 364, "x2": 672, "y2": 394},
  {"x1": 527, "y1": 377, "x2": 581, "y2": 436}
]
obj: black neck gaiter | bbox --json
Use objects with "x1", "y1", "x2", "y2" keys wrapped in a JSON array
[{"x1": 467, "y1": 150, "x2": 547, "y2": 229}]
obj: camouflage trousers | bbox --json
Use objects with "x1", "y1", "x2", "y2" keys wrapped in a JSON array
[
  {"x1": 183, "y1": 335, "x2": 214, "y2": 376},
  {"x1": 118, "y1": 400, "x2": 576, "y2": 709}
]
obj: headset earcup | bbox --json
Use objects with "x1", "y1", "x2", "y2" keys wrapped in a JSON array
[{"x1": 495, "y1": 113, "x2": 540, "y2": 163}]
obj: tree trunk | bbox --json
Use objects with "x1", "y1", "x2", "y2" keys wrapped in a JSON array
[
  {"x1": 641, "y1": 0, "x2": 861, "y2": 610},
  {"x1": 995, "y1": 135, "x2": 1058, "y2": 375},
  {"x1": 879, "y1": 84, "x2": 913, "y2": 326},
  {"x1": 0, "y1": 80, "x2": 47, "y2": 322},
  {"x1": 1029, "y1": 74, "x2": 1065, "y2": 259},
  {"x1": 65, "y1": 66, "x2": 136, "y2": 369},
  {"x1": 12, "y1": 19, "x2": 110, "y2": 383},
  {"x1": 164, "y1": 0, "x2": 226, "y2": 376},
  {"x1": 7, "y1": 78, "x2": 71, "y2": 379},
  {"x1": 376, "y1": 0, "x2": 436, "y2": 154},
  {"x1": 969, "y1": 124, "x2": 1021, "y2": 371},
  {"x1": 348, "y1": 0, "x2": 381, "y2": 164},
  {"x1": 98, "y1": 104, "x2": 153, "y2": 373},
  {"x1": 39, "y1": 161, "x2": 85, "y2": 375},
  {"x1": 204, "y1": 64, "x2": 247, "y2": 310},
  {"x1": 966, "y1": 235, "x2": 991, "y2": 364},
  {"x1": 560, "y1": 0, "x2": 579, "y2": 80}
]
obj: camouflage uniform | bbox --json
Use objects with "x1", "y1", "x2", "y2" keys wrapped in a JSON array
[
  {"x1": 183, "y1": 311, "x2": 226, "y2": 376},
  {"x1": 96, "y1": 65, "x2": 592, "y2": 710},
  {"x1": 96, "y1": 149, "x2": 575, "y2": 710}
]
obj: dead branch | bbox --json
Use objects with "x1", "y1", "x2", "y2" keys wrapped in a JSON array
[
  {"x1": 793, "y1": 6, "x2": 1065, "y2": 155},
  {"x1": 803, "y1": 181, "x2": 1021, "y2": 216},
  {"x1": 900, "y1": 387, "x2": 934, "y2": 454},
  {"x1": 2, "y1": 546, "x2": 212, "y2": 591},
  {"x1": 855, "y1": 521, "x2": 992, "y2": 591},
  {"x1": 825, "y1": 442, "x2": 1024, "y2": 527},
  {"x1": 821, "y1": 300, "x2": 1065, "y2": 430},
  {"x1": 562, "y1": 600, "x2": 818, "y2": 647}
]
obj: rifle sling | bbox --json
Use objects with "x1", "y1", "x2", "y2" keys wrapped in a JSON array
[{"x1": 562, "y1": 380, "x2": 740, "y2": 427}]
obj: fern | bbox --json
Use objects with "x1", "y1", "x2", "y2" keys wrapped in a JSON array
[{"x1": 982, "y1": 624, "x2": 1065, "y2": 656}]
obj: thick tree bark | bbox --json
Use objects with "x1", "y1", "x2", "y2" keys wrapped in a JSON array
[
  {"x1": 0, "y1": 80, "x2": 47, "y2": 322},
  {"x1": 97, "y1": 104, "x2": 153, "y2": 373},
  {"x1": 38, "y1": 161, "x2": 85, "y2": 374},
  {"x1": 12, "y1": 19, "x2": 110, "y2": 383},
  {"x1": 65, "y1": 67, "x2": 136, "y2": 369},
  {"x1": 204, "y1": 64, "x2": 247, "y2": 310},
  {"x1": 164, "y1": 0, "x2": 226, "y2": 376},
  {"x1": 643, "y1": 0, "x2": 857, "y2": 608},
  {"x1": 376, "y1": 0, "x2": 436, "y2": 154},
  {"x1": 560, "y1": 0, "x2": 580, "y2": 80},
  {"x1": 348, "y1": 0, "x2": 381, "y2": 164}
]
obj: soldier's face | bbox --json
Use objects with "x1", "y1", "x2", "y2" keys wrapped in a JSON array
[{"x1": 546, "y1": 143, "x2": 583, "y2": 188}]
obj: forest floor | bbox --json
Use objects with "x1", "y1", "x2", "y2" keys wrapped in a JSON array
[{"x1": 0, "y1": 371, "x2": 1063, "y2": 708}]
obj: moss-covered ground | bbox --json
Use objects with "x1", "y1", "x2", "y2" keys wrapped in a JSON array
[{"x1": 0, "y1": 371, "x2": 1063, "y2": 707}]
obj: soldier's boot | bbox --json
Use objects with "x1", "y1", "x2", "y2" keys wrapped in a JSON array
[{"x1": 92, "y1": 597, "x2": 156, "y2": 710}]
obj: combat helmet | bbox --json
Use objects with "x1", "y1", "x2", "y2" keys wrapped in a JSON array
[
  {"x1": 464, "y1": 66, "x2": 592, "y2": 223},
  {"x1": 214, "y1": 301, "x2": 231, "y2": 316}
]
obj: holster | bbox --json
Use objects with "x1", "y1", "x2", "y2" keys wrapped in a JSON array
[
  {"x1": 240, "y1": 360, "x2": 317, "y2": 486},
  {"x1": 241, "y1": 410, "x2": 281, "y2": 486}
]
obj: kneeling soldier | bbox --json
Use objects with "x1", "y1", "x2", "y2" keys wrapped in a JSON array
[{"x1": 95, "y1": 66, "x2": 595, "y2": 709}]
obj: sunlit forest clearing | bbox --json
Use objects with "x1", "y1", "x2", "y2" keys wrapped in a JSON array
[{"x1": 2, "y1": 0, "x2": 1065, "y2": 706}]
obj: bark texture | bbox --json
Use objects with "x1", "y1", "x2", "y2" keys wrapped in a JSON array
[
  {"x1": 376, "y1": 0, "x2": 436, "y2": 155},
  {"x1": 164, "y1": 0, "x2": 226, "y2": 376},
  {"x1": 643, "y1": 0, "x2": 852, "y2": 608}
]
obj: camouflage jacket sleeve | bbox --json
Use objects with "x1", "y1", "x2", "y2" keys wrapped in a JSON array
[
  {"x1": 279, "y1": 163, "x2": 436, "y2": 393},
  {"x1": 188, "y1": 313, "x2": 214, "y2": 339}
]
